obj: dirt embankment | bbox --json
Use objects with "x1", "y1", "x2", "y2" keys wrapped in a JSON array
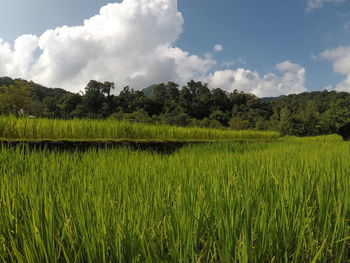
[
  {"x1": 0, "y1": 139, "x2": 280, "y2": 154},
  {"x1": 0, "y1": 140, "x2": 204, "y2": 154}
]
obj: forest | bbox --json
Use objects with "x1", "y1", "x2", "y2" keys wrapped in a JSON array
[{"x1": 1, "y1": 76, "x2": 350, "y2": 137}]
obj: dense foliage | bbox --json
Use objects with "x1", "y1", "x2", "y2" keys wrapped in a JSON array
[
  {"x1": 2, "y1": 76, "x2": 350, "y2": 137},
  {"x1": 0, "y1": 138, "x2": 349, "y2": 262}
]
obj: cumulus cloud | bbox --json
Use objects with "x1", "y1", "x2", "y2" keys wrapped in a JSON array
[
  {"x1": 306, "y1": 0, "x2": 345, "y2": 12},
  {"x1": 214, "y1": 44, "x2": 223, "y2": 53},
  {"x1": 320, "y1": 46, "x2": 350, "y2": 75},
  {"x1": 0, "y1": 0, "x2": 214, "y2": 93},
  {"x1": 319, "y1": 46, "x2": 350, "y2": 91},
  {"x1": 202, "y1": 61, "x2": 306, "y2": 97},
  {"x1": 0, "y1": 0, "x2": 306, "y2": 97}
]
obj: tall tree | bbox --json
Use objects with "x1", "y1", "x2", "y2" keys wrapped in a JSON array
[{"x1": 0, "y1": 82, "x2": 40, "y2": 115}]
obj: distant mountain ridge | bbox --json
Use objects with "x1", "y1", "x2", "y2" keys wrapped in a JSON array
[{"x1": 142, "y1": 85, "x2": 158, "y2": 97}]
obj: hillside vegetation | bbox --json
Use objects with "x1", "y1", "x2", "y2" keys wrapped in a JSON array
[{"x1": 2, "y1": 77, "x2": 350, "y2": 137}]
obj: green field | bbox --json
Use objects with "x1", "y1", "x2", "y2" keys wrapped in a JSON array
[
  {"x1": 0, "y1": 135, "x2": 349, "y2": 262},
  {"x1": 0, "y1": 116, "x2": 279, "y2": 141}
]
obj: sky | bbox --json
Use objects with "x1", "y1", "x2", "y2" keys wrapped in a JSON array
[{"x1": 1, "y1": 0, "x2": 350, "y2": 97}]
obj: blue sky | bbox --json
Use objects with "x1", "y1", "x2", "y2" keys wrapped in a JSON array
[
  {"x1": 1, "y1": 0, "x2": 350, "y2": 96},
  {"x1": 177, "y1": 0, "x2": 350, "y2": 91}
]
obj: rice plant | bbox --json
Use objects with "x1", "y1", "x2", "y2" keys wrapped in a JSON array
[
  {"x1": 0, "y1": 116, "x2": 279, "y2": 141},
  {"x1": 0, "y1": 139, "x2": 349, "y2": 262}
]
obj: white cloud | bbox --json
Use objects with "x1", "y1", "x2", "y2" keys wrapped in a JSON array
[
  {"x1": 221, "y1": 57, "x2": 246, "y2": 67},
  {"x1": 319, "y1": 46, "x2": 350, "y2": 91},
  {"x1": 306, "y1": 0, "x2": 345, "y2": 12},
  {"x1": 202, "y1": 61, "x2": 307, "y2": 97},
  {"x1": 275, "y1": 60, "x2": 302, "y2": 72},
  {"x1": 0, "y1": 0, "x2": 306, "y2": 97},
  {"x1": 0, "y1": 0, "x2": 214, "y2": 93},
  {"x1": 320, "y1": 46, "x2": 350, "y2": 75},
  {"x1": 214, "y1": 44, "x2": 223, "y2": 53}
]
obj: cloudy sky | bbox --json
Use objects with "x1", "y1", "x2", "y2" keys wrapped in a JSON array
[{"x1": 1, "y1": 0, "x2": 350, "y2": 97}]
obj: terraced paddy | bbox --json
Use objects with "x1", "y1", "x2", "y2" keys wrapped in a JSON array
[
  {"x1": 0, "y1": 117, "x2": 349, "y2": 262},
  {"x1": 0, "y1": 116, "x2": 279, "y2": 142}
]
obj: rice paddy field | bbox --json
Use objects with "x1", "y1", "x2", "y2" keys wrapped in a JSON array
[
  {"x1": 0, "y1": 132, "x2": 349, "y2": 262},
  {"x1": 0, "y1": 116, "x2": 279, "y2": 141}
]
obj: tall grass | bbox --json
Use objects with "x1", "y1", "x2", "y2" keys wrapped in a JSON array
[
  {"x1": 0, "y1": 140, "x2": 349, "y2": 262},
  {"x1": 0, "y1": 116, "x2": 279, "y2": 141},
  {"x1": 283, "y1": 134, "x2": 343, "y2": 142}
]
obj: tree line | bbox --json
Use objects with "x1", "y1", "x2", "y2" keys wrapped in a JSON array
[{"x1": 1, "y1": 76, "x2": 350, "y2": 137}]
